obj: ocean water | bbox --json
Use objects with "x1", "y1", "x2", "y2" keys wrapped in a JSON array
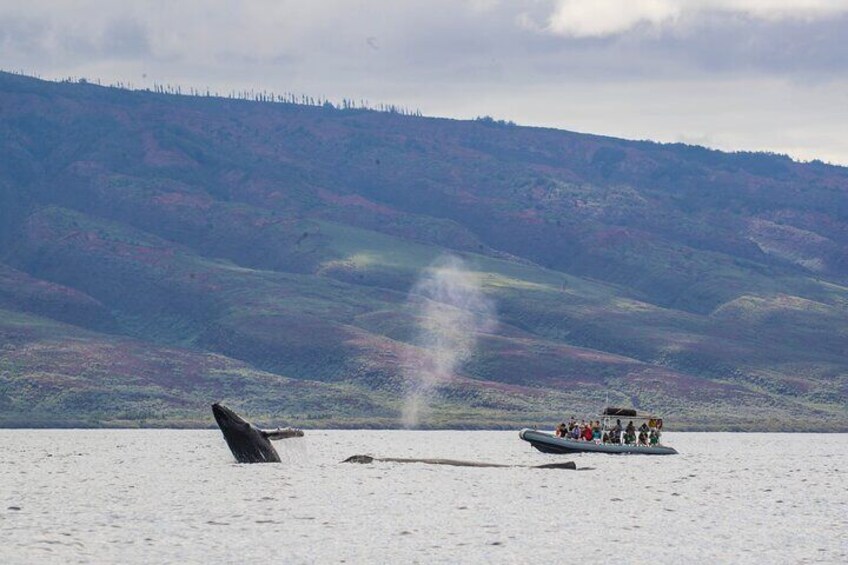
[{"x1": 1, "y1": 430, "x2": 846, "y2": 564}]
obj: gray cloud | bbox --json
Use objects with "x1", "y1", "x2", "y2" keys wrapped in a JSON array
[
  {"x1": 1, "y1": 1, "x2": 846, "y2": 163},
  {"x1": 101, "y1": 18, "x2": 150, "y2": 58},
  {"x1": 624, "y1": 12, "x2": 848, "y2": 76}
]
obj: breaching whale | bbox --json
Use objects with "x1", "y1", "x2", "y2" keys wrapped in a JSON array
[{"x1": 212, "y1": 403, "x2": 303, "y2": 463}]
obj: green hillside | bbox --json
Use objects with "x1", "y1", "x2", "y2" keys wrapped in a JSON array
[{"x1": 1, "y1": 72, "x2": 846, "y2": 429}]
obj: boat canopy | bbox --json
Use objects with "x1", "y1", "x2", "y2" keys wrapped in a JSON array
[{"x1": 602, "y1": 407, "x2": 663, "y2": 420}]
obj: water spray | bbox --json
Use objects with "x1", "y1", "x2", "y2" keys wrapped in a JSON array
[{"x1": 401, "y1": 255, "x2": 496, "y2": 427}]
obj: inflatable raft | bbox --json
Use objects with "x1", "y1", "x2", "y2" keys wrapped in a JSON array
[{"x1": 519, "y1": 428, "x2": 678, "y2": 455}]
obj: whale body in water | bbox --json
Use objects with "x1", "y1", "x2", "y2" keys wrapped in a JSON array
[{"x1": 212, "y1": 403, "x2": 303, "y2": 463}]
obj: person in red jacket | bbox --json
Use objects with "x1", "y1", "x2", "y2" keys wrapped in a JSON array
[{"x1": 582, "y1": 424, "x2": 593, "y2": 442}]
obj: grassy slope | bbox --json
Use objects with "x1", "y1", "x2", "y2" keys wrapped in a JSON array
[
  {"x1": 4, "y1": 205, "x2": 845, "y2": 429},
  {"x1": 0, "y1": 308, "x2": 396, "y2": 428},
  {"x1": 0, "y1": 72, "x2": 847, "y2": 429}
]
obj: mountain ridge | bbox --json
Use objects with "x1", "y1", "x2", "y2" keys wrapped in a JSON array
[{"x1": 1, "y1": 71, "x2": 846, "y2": 430}]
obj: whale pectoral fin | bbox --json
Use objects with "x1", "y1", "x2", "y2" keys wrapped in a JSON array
[
  {"x1": 261, "y1": 427, "x2": 304, "y2": 440},
  {"x1": 343, "y1": 454, "x2": 375, "y2": 464}
]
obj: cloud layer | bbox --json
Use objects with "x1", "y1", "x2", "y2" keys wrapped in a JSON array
[
  {"x1": 542, "y1": 0, "x2": 848, "y2": 37},
  {"x1": 2, "y1": 1, "x2": 847, "y2": 163}
]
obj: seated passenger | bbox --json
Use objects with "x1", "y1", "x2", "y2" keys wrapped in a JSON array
[
  {"x1": 649, "y1": 429, "x2": 659, "y2": 445},
  {"x1": 555, "y1": 422, "x2": 567, "y2": 438},
  {"x1": 638, "y1": 430, "x2": 648, "y2": 445},
  {"x1": 570, "y1": 425, "x2": 580, "y2": 439},
  {"x1": 592, "y1": 421, "x2": 601, "y2": 441},
  {"x1": 582, "y1": 424, "x2": 593, "y2": 442}
]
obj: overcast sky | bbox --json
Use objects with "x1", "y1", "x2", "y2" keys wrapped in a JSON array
[{"x1": 3, "y1": 0, "x2": 848, "y2": 164}]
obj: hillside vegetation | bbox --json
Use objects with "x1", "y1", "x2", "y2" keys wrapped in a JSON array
[{"x1": 1, "y1": 72, "x2": 847, "y2": 429}]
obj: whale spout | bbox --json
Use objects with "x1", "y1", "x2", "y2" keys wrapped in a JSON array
[{"x1": 212, "y1": 403, "x2": 301, "y2": 463}]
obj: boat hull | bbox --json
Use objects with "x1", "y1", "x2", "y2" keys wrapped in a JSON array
[{"x1": 519, "y1": 428, "x2": 678, "y2": 455}]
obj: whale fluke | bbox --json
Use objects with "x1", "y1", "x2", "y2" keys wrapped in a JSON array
[{"x1": 212, "y1": 403, "x2": 302, "y2": 464}]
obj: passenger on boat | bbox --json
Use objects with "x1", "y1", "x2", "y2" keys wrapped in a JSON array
[
  {"x1": 610, "y1": 420, "x2": 622, "y2": 444},
  {"x1": 592, "y1": 421, "x2": 601, "y2": 441},
  {"x1": 649, "y1": 429, "x2": 659, "y2": 446},
  {"x1": 638, "y1": 429, "x2": 648, "y2": 446},
  {"x1": 639, "y1": 422, "x2": 649, "y2": 435},
  {"x1": 582, "y1": 424, "x2": 593, "y2": 442},
  {"x1": 555, "y1": 422, "x2": 567, "y2": 438},
  {"x1": 624, "y1": 421, "x2": 636, "y2": 445},
  {"x1": 570, "y1": 425, "x2": 580, "y2": 440}
]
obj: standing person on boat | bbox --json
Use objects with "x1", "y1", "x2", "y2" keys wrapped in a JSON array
[
  {"x1": 639, "y1": 422, "x2": 649, "y2": 445},
  {"x1": 649, "y1": 429, "x2": 659, "y2": 446},
  {"x1": 625, "y1": 421, "x2": 636, "y2": 445},
  {"x1": 611, "y1": 419, "x2": 622, "y2": 444}
]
